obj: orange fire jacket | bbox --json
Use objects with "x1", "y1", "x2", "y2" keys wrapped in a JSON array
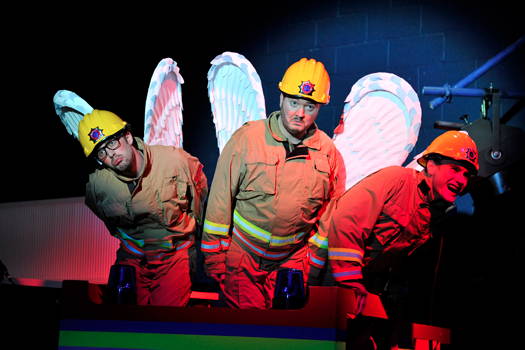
[{"x1": 202, "y1": 111, "x2": 345, "y2": 275}]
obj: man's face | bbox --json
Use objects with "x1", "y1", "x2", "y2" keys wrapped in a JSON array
[
  {"x1": 98, "y1": 132, "x2": 135, "y2": 174},
  {"x1": 427, "y1": 160, "x2": 471, "y2": 203},
  {"x1": 279, "y1": 94, "x2": 321, "y2": 139}
]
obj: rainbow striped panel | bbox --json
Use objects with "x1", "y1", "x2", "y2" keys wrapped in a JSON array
[{"x1": 59, "y1": 319, "x2": 345, "y2": 350}]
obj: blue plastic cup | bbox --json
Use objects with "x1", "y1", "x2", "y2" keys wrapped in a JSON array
[
  {"x1": 272, "y1": 268, "x2": 306, "y2": 309},
  {"x1": 107, "y1": 264, "x2": 137, "y2": 305}
]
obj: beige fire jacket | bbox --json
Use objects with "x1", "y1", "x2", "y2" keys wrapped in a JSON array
[
  {"x1": 202, "y1": 111, "x2": 345, "y2": 275},
  {"x1": 85, "y1": 137, "x2": 208, "y2": 263}
]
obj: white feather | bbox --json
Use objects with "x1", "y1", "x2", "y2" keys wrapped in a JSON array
[
  {"x1": 333, "y1": 72, "x2": 422, "y2": 190},
  {"x1": 53, "y1": 90, "x2": 94, "y2": 139},
  {"x1": 144, "y1": 58, "x2": 184, "y2": 148},
  {"x1": 208, "y1": 52, "x2": 266, "y2": 153}
]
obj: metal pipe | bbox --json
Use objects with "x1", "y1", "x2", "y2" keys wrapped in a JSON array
[
  {"x1": 427, "y1": 36, "x2": 525, "y2": 109},
  {"x1": 433, "y1": 120, "x2": 464, "y2": 130},
  {"x1": 423, "y1": 86, "x2": 525, "y2": 99}
]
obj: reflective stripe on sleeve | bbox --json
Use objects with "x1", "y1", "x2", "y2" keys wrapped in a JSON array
[
  {"x1": 309, "y1": 252, "x2": 326, "y2": 268},
  {"x1": 201, "y1": 241, "x2": 220, "y2": 252},
  {"x1": 332, "y1": 267, "x2": 363, "y2": 281},
  {"x1": 203, "y1": 219, "x2": 230, "y2": 236},
  {"x1": 328, "y1": 247, "x2": 364, "y2": 263},
  {"x1": 201, "y1": 238, "x2": 231, "y2": 253},
  {"x1": 119, "y1": 238, "x2": 145, "y2": 256},
  {"x1": 115, "y1": 228, "x2": 145, "y2": 247},
  {"x1": 308, "y1": 232, "x2": 328, "y2": 249}
]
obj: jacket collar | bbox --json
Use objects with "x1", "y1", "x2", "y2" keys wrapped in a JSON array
[
  {"x1": 416, "y1": 170, "x2": 433, "y2": 204},
  {"x1": 266, "y1": 111, "x2": 321, "y2": 150}
]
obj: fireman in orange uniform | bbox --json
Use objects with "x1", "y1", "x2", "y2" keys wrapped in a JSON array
[
  {"x1": 201, "y1": 58, "x2": 345, "y2": 309},
  {"x1": 325, "y1": 130, "x2": 479, "y2": 314}
]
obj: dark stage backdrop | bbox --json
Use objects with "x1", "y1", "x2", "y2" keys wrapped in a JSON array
[
  {"x1": 4, "y1": 0, "x2": 523, "y2": 203},
  {"x1": 2, "y1": 1, "x2": 523, "y2": 348}
]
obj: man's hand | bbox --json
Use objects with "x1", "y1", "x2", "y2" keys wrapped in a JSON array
[
  {"x1": 342, "y1": 281, "x2": 368, "y2": 318},
  {"x1": 210, "y1": 273, "x2": 225, "y2": 284},
  {"x1": 204, "y1": 253, "x2": 226, "y2": 284}
]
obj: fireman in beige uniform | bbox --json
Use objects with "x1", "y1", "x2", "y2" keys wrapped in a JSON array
[
  {"x1": 201, "y1": 58, "x2": 345, "y2": 309},
  {"x1": 80, "y1": 110, "x2": 207, "y2": 306}
]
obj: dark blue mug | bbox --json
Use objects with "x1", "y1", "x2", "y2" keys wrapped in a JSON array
[
  {"x1": 106, "y1": 264, "x2": 137, "y2": 305},
  {"x1": 272, "y1": 268, "x2": 307, "y2": 309}
]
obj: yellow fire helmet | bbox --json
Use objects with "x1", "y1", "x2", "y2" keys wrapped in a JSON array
[
  {"x1": 78, "y1": 109, "x2": 128, "y2": 157},
  {"x1": 417, "y1": 130, "x2": 479, "y2": 173},
  {"x1": 278, "y1": 58, "x2": 330, "y2": 104}
]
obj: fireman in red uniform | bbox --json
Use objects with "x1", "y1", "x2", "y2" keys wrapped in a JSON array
[
  {"x1": 201, "y1": 58, "x2": 345, "y2": 309},
  {"x1": 325, "y1": 130, "x2": 479, "y2": 314}
]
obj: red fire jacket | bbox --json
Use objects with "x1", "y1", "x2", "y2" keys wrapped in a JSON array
[{"x1": 325, "y1": 166, "x2": 433, "y2": 285}]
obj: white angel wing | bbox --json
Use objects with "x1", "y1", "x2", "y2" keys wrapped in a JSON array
[
  {"x1": 144, "y1": 58, "x2": 184, "y2": 148},
  {"x1": 404, "y1": 154, "x2": 425, "y2": 171},
  {"x1": 333, "y1": 72, "x2": 422, "y2": 190},
  {"x1": 53, "y1": 90, "x2": 94, "y2": 139},
  {"x1": 207, "y1": 51, "x2": 266, "y2": 153}
]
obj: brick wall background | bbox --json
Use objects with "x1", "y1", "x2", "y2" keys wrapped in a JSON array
[
  {"x1": 181, "y1": 2, "x2": 523, "y2": 347},
  {"x1": 234, "y1": 0, "x2": 524, "y2": 163},
  {"x1": 4, "y1": 0, "x2": 522, "y2": 203},
  {"x1": 2, "y1": 2, "x2": 523, "y2": 348}
]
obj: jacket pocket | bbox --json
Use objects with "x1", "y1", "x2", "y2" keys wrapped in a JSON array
[
  {"x1": 308, "y1": 156, "x2": 331, "y2": 201},
  {"x1": 241, "y1": 155, "x2": 278, "y2": 196},
  {"x1": 300, "y1": 156, "x2": 332, "y2": 224},
  {"x1": 159, "y1": 176, "x2": 189, "y2": 226}
]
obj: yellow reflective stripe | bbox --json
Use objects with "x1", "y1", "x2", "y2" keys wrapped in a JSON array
[
  {"x1": 203, "y1": 219, "x2": 230, "y2": 236},
  {"x1": 308, "y1": 233, "x2": 328, "y2": 249},
  {"x1": 233, "y1": 210, "x2": 271, "y2": 241},
  {"x1": 233, "y1": 210, "x2": 304, "y2": 247},
  {"x1": 270, "y1": 233, "x2": 305, "y2": 246}
]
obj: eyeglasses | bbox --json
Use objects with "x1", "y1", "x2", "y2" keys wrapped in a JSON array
[{"x1": 96, "y1": 137, "x2": 121, "y2": 160}]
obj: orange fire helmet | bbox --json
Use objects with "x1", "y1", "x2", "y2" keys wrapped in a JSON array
[{"x1": 417, "y1": 130, "x2": 479, "y2": 172}]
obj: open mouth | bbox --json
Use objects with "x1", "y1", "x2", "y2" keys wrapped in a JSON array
[{"x1": 447, "y1": 183, "x2": 462, "y2": 195}]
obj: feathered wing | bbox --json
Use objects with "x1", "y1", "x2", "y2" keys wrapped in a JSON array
[
  {"x1": 53, "y1": 90, "x2": 94, "y2": 139},
  {"x1": 404, "y1": 153, "x2": 425, "y2": 171},
  {"x1": 333, "y1": 72, "x2": 422, "y2": 190},
  {"x1": 207, "y1": 51, "x2": 266, "y2": 153},
  {"x1": 144, "y1": 58, "x2": 184, "y2": 148}
]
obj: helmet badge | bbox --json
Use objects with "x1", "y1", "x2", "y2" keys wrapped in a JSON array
[
  {"x1": 462, "y1": 147, "x2": 477, "y2": 163},
  {"x1": 298, "y1": 80, "x2": 316, "y2": 96},
  {"x1": 88, "y1": 127, "x2": 105, "y2": 143}
]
